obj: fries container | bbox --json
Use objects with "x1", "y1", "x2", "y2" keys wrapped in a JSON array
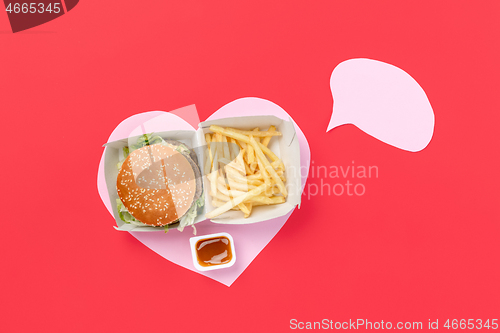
[
  {"x1": 103, "y1": 113, "x2": 302, "y2": 231},
  {"x1": 199, "y1": 115, "x2": 302, "y2": 225}
]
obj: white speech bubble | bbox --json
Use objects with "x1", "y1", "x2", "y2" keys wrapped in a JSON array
[{"x1": 327, "y1": 58, "x2": 434, "y2": 152}]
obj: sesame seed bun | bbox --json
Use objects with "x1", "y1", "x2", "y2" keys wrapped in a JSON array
[{"x1": 116, "y1": 144, "x2": 197, "y2": 226}]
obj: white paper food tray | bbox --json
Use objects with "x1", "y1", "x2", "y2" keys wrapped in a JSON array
[{"x1": 103, "y1": 114, "x2": 301, "y2": 231}]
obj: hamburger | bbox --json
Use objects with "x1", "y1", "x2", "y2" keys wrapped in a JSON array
[{"x1": 115, "y1": 134, "x2": 204, "y2": 232}]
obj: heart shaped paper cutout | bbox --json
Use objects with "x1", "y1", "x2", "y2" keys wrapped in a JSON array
[
  {"x1": 4, "y1": 0, "x2": 79, "y2": 33},
  {"x1": 97, "y1": 98, "x2": 311, "y2": 286}
]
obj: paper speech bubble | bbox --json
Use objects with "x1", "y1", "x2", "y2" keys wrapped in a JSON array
[{"x1": 327, "y1": 58, "x2": 434, "y2": 152}]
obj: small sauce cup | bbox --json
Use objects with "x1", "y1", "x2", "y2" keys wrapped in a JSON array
[{"x1": 189, "y1": 232, "x2": 236, "y2": 271}]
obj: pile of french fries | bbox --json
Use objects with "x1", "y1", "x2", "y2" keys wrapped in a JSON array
[{"x1": 204, "y1": 125, "x2": 287, "y2": 219}]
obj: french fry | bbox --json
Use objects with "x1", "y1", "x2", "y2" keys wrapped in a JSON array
[
  {"x1": 247, "y1": 128, "x2": 260, "y2": 167},
  {"x1": 209, "y1": 171, "x2": 218, "y2": 200},
  {"x1": 252, "y1": 200, "x2": 283, "y2": 207},
  {"x1": 212, "y1": 199, "x2": 226, "y2": 207},
  {"x1": 250, "y1": 172, "x2": 279, "y2": 182},
  {"x1": 213, "y1": 201, "x2": 243, "y2": 211},
  {"x1": 220, "y1": 174, "x2": 258, "y2": 192},
  {"x1": 210, "y1": 190, "x2": 231, "y2": 202},
  {"x1": 210, "y1": 133, "x2": 222, "y2": 175},
  {"x1": 247, "y1": 139, "x2": 255, "y2": 165},
  {"x1": 217, "y1": 179, "x2": 247, "y2": 197},
  {"x1": 244, "y1": 203, "x2": 252, "y2": 218},
  {"x1": 264, "y1": 186, "x2": 281, "y2": 197},
  {"x1": 229, "y1": 137, "x2": 239, "y2": 162},
  {"x1": 238, "y1": 202, "x2": 250, "y2": 216},
  {"x1": 225, "y1": 166, "x2": 261, "y2": 185},
  {"x1": 212, "y1": 197, "x2": 285, "y2": 207},
  {"x1": 226, "y1": 163, "x2": 246, "y2": 177},
  {"x1": 271, "y1": 160, "x2": 282, "y2": 170},
  {"x1": 227, "y1": 178, "x2": 257, "y2": 191},
  {"x1": 215, "y1": 133, "x2": 225, "y2": 166},
  {"x1": 218, "y1": 157, "x2": 245, "y2": 175},
  {"x1": 225, "y1": 128, "x2": 282, "y2": 137},
  {"x1": 262, "y1": 125, "x2": 276, "y2": 147},
  {"x1": 276, "y1": 171, "x2": 286, "y2": 183},
  {"x1": 250, "y1": 195, "x2": 285, "y2": 205},
  {"x1": 205, "y1": 133, "x2": 212, "y2": 144},
  {"x1": 249, "y1": 135, "x2": 287, "y2": 197},
  {"x1": 252, "y1": 128, "x2": 261, "y2": 142},
  {"x1": 221, "y1": 135, "x2": 231, "y2": 160},
  {"x1": 249, "y1": 162, "x2": 258, "y2": 174},
  {"x1": 246, "y1": 172, "x2": 263, "y2": 180},
  {"x1": 244, "y1": 161, "x2": 253, "y2": 175},
  {"x1": 256, "y1": 155, "x2": 271, "y2": 187},
  {"x1": 204, "y1": 133, "x2": 215, "y2": 173},
  {"x1": 205, "y1": 183, "x2": 271, "y2": 219},
  {"x1": 227, "y1": 172, "x2": 264, "y2": 186},
  {"x1": 236, "y1": 148, "x2": 245, "y2": 168},
  {"x1": 235, "y1": 148, "x2": 252, "y2": 175},
  {"x1": 213, "y1": 199, "x2": 235, "y2": 208}
]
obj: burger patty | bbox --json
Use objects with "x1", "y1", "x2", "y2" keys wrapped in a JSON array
[
  {"x1": 164, "y1": 139, "x2": 199, "y2": 166},
  {"x1": 180, "y1": 153, "x2": 203, "y2": 203},
  {"x1": 163, "y1": 139, "x2": 203, "y2": 202}
]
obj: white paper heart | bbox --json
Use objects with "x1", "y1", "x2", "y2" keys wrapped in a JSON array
[{"x1": 97, "y1": 98, "x2": 311, "y2": 286}]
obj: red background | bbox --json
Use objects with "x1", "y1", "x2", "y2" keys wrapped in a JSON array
[{"x1": 1, "y1": 1, "x2": 499, "y2": 332}]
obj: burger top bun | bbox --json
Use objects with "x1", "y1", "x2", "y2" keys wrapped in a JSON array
[{"x1": 116, "y1": 144, "x2": 197, "y2": 226}]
